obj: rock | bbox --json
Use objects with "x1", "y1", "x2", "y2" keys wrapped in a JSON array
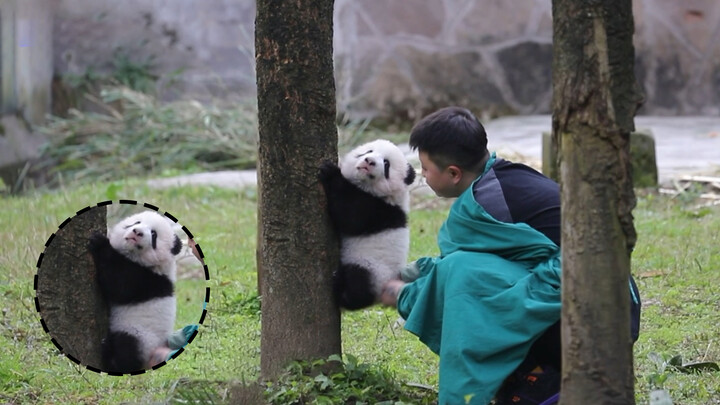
[
  {"x1": 630, "y1": 130, "x2": 659, "y2": 188},
  {"x1": 542, "y1": 129, "x2": 658, "y2": 188},
  {"x1": 649, "y1": 389, "x2": 673, "y2": 405}
]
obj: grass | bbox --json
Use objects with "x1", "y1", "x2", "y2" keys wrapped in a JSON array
[
  {"x1": 0, "y1": 182, "x2": 248, "y2": 404},
  {"x1": 631, "y1": 194, "x2": 720, "y2": 403},
  {"x1": 1, "y1": 176, "x2": 719, "y2": 404}
]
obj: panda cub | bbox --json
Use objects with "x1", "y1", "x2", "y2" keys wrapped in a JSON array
[
  {"x1": 87, "y1": 210, "x2": 182, "y2": 373},
  {"x1": 319, "y1": 139, "x2": 416, "y2": 310}
]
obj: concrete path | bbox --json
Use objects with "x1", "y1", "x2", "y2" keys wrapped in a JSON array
[
  {"x1": 148, "y1": 115, "x2": 720, "y2": 189},
  {"x1": 485, "y1": 115, "x2": 720, "y2": 184}
]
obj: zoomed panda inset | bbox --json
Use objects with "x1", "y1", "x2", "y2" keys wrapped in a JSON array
[
  {"x1": 319, "y1": 139, "x2": 416, "y2": 310},
  {"x1": 87, "y1": 210, "x2": 182, "y2": 373}
]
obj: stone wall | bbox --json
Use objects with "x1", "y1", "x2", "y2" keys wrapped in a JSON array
[
  {"x1": 2, "y1": 0, "x2": 54, "y2": 125},
  {"x1": 53, "y1": 0, "x2": 257, "y2": 101},
  {"x1": 53, "y1": 0, "x2": 720, "y2": 121}
]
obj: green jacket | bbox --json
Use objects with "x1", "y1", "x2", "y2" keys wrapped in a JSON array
[{"x1": 397, "y1": 155, "x2": 562, "y2": 405}]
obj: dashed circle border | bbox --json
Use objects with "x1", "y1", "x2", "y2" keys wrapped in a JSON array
[{"x1": 33, "y1": 200, "x2": 210, "y2": 376}]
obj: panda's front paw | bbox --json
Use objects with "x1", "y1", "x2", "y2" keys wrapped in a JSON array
[
  {"x1": 88, "y1": 231, "x2": 111, "y2": 254},
  {"x1": 318, "y1": 160, "x2": 341, "y2": 184}
]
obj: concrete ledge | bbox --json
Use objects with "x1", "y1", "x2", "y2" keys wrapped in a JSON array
[{"x1": 542, "y1": 130, "x2": 659, "y2": 188}]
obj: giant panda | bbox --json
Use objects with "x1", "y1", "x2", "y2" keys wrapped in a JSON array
[
  {"x1": 319, "y1": 139, "x2": 416, "y2": 310},
  {"x1": 87, "y1": 210, "x2": 182, "y2": 373}
]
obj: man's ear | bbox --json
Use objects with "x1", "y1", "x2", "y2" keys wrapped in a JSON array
[{"x1": 447, "y1": 165, "x2": 463, "y2": 184}]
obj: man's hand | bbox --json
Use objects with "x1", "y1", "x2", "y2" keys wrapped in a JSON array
[{"x1": 380, "y1": 280, "x2": 406, "y2": 307}]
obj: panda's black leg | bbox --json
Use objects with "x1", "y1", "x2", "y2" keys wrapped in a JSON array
[
  {"x1": 334, "y1": 263, "x2": 376, "y2": 310},
  {"x1": 102, "y1": 331, "x2": 145, "y2": 373}
]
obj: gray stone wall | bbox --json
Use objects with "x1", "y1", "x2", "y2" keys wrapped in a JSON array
[
  {"x1": 53, "y1": 0, "x2": 720, "y2": 121},
  {"x1": 2, "y1": 0, "x2": 54, "y2": 125},
  {"x1": 54, "y1": 0, "x2": 256, "y2": 100}
]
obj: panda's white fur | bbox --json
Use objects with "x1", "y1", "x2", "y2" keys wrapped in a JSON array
[
  {"x1": 107, "y1": 211, "x2": 179, "y2": 282},
  {"x1": 339, "y1": 140, "x2": 412, "y2": 212},
  {"x1": 319, "y1": 139, "x2": 415, "y2": 310},
  {"x1": 340, "y1": 227, "x2": 410, "y2": 301},
  {"x1": 107, "y1": 295, "x2": 175, "y2": 365},
  {"x1": 88, "y1": 210, "x2": 181, "y2": 373}
]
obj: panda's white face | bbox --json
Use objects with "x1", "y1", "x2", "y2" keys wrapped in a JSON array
[
  {"x1": 108, "y1": 211, "x2": 181, "y2": 277},
  {"x1": 340, "y1": 139, "x2": 415, "y2": 208}
]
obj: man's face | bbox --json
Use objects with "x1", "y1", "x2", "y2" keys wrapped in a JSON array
[{"x1": 418, "y1": 151, "x2": 460, "y2": 198}]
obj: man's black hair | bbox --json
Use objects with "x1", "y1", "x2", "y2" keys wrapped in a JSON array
[{"x1": 409, "y1": 106, "x2": 489, "y2": 171}]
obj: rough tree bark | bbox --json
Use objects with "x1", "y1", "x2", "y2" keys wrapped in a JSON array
[
  {"x1": 36, "y1": 205, "x2": 107, "y2": 370},
  {"x1": 255, "y1": 0, "x2": 341, "y2": 379},
  {"x1": 552, "y1": 1, "x2": 643, "y2": 404}
]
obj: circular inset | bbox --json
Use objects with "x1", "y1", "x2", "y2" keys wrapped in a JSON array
[{"x1": 34, "y1": 200, "x2": 209, "y2": 375}]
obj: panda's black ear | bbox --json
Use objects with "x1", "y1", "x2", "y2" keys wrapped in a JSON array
[
  {"x1": 171, "y1": 235, "x2": 182, "y2": 255},
  {"x1": 404, "y1": 163, "x2": 416, "y2": 185}
]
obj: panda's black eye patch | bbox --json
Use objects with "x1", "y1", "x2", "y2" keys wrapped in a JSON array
[
  {"x1": 123, "y1": 221, "x2": 141, "y2": 229},
  {"x1": 151, "y1": 230, "x2": 158, "y2": 250},
  {"x1": 355, "y1": 150, "x2": 373, "y2": 158},
  {"x1": 384, "y1": 159, "x2": 390, "y2": 179}
]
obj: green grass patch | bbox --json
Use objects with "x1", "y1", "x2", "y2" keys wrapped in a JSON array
[
  {"x1": 1, "y1": 179, "x2": 719, "y2": 404},
  {"x1": 631, "y1": 195, "x2": 720, "y2": 404},
  {"x1": 265, "y1": 354, "x2": 436, "y2": 404}
]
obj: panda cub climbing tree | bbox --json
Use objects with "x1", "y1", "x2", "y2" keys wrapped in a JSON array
[
  {"x1": 319, "y1": 139, "x2": 416, "y2": 310},
  {"x1": 88, "y1": 210, "x2": 182, "y2": 373}
]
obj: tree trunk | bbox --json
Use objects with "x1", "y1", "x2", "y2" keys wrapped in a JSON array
[
  {"x1": 36, "y1": 205, "x2": 108, "y2": 370},
  {"x1": 552, "y1": 1, "x2": 642, "y2": 403},
  {"x1": 255, "y1": 0, "x2": 341, "y2": 379}
]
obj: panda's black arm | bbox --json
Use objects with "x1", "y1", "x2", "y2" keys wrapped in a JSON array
[
  {"x1": 330, "y1": 188, "x2": 407, "y2": 236},
  {"x1": 319, "y1": 162, "x2": 407, "y2": 236},
  {"x1": 88, "y1": 232, "x2": 131, "y2": 302},
  {"x1": 88, "y1": 233, "x2": 173, "y2": 304}
]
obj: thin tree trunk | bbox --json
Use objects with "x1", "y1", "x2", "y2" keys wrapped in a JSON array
[
  {"x1": 552, "y1": 1, "x2": 642, "y2": 403},
  {"x1": 36, "y1": 205, "x2": 107, "y2": 370},
  {"x1": 255, "y1": 0, "x2": 341, "y2": 379}
]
